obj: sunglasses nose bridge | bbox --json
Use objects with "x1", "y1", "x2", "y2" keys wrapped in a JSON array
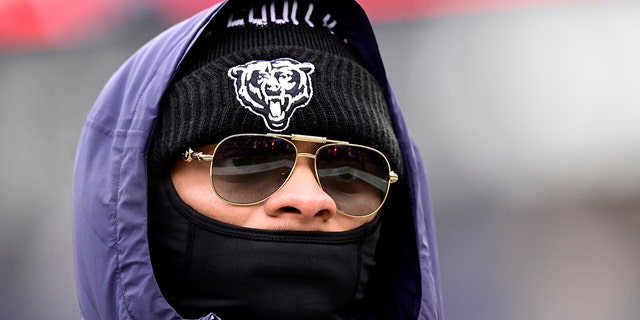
[
  {"x1": 293, "y1": 152, "x2": 318, "y2": 182},
  {"x1": 296, "y1": 152, "x2": 316, "y2": 160}
]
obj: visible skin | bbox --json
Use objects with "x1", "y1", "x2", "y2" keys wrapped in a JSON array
[{"x1": 171, "y1": 140, "x2": 375, "y2": 232}]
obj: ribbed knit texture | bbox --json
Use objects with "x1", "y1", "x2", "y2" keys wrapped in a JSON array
[{"x1": 149, "y1": 1, "x2": 402, "y2": 176}]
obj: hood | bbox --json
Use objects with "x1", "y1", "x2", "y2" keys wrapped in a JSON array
[{"x1": 72, "y1": 1, "x2": 442, "y2": 319}]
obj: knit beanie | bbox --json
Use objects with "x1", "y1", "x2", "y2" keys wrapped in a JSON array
[{"x1": 149, "y1": 0, "x2": 402, "y2": 176}]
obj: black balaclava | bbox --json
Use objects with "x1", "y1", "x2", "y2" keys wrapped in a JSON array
[
  {"x1": 148, "y1": 1, "x2": 403, "y2": 319},
  {"x1": 149, "y1": 171, "x2": 381, "y2": 319}
]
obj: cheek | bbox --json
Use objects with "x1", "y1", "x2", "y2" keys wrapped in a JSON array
[
  {"x1": 171, "y1": 160, "x2": 257, "y2": 226},
  {"x1": 333, "y1": 214, "x2": 375, "y2": 231}
]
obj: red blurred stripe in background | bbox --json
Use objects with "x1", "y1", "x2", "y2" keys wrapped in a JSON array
[
  {"x1": 0, "y1": 0, "x2": 595, "y2": 49},
  {"x1": 357, "y1": 0, "x2": 592, "y2": 22},
  {"x1": 0, "y1": 0, "x2": 124, "y2": 48},
  {"x1": 151, "y1": 0, "x2": 594, "y2": 23}
]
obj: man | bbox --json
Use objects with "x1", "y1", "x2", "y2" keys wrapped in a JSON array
[{"x1": 72, "y1": 0, "x2": 442, "y2": 319}]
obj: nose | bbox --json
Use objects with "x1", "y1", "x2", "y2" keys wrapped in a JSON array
[{"x1": 263, "y1": 157, "x2": 337, "y2": 221}]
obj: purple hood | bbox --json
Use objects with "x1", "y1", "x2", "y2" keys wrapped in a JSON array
[{"x1": 72, "y1": 1, "x2": 442, "y2": 319}]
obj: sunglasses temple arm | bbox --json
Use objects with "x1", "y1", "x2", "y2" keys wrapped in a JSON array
[
  {"x1": 182, "y1": 148, "x2": 213, "y2": 163},
  {"x1": 389, "y1": 171, "x2": 398, "y2": 183}
]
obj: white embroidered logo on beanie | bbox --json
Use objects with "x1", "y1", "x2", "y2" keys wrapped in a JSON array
[{"x1": 228, "y1": 58, "x2": 315, "y2": 132}]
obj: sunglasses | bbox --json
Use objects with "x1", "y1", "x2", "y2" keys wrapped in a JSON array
[{"x1": 183, "y1": 133, "x2": 398, "y2": 218}]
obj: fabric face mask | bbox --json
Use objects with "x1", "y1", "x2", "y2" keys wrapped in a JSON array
[{"x1": 148, "y1": 172, "x2": 381, "y2": 320}]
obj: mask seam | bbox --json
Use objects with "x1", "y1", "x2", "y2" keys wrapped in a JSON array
[
  {"x1": 350, "y1": 240, "x2": 364, "y2": 312},
  {"x1": 181, "y1": 221, "x2": 196, "y2": 304},
  {"x1": 186, "y1": 215, "x2": 378, "y2": 244}
]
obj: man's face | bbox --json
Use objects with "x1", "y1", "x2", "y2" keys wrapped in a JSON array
[{"x1": 171, "y1": 140, "x2": 376, "y2": 232}]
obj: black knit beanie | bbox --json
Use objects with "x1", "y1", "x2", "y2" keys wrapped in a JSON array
[{"x1": 149, "y1": 0, "x2": 402, "y2": 176}]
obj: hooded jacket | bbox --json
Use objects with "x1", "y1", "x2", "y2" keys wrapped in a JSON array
[{"x1": 72, "y1": 1, "x2": 442, "y2": 319}]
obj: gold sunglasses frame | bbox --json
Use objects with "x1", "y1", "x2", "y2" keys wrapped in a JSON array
[{"x1": 183, "y1": 133, "x2": 398, "y2": 218}]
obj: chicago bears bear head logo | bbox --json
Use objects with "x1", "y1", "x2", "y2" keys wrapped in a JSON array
[{"x1": 228, "y1": 58, "x2": 315, "y2": 132}]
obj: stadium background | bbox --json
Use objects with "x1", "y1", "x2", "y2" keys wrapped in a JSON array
[{"x1": 1, "y1": 0, "x2": 639, "y2": 319}]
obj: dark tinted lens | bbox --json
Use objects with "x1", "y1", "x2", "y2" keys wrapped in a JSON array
[
  {"x1": 315, "y1": 145, "x2": 390, "y2": 216},
  {"x1": 211, "y1": 135, "x2": 296, "y2": 204}
]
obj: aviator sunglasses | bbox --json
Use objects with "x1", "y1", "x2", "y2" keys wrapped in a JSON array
[{"x1": 183, "y1": 133, "x2": 399, "y2": 218}]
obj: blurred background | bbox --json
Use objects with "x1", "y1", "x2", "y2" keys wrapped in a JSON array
[{"x1": 1, "y1": 0, "x2": 639, "y2": 319}]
